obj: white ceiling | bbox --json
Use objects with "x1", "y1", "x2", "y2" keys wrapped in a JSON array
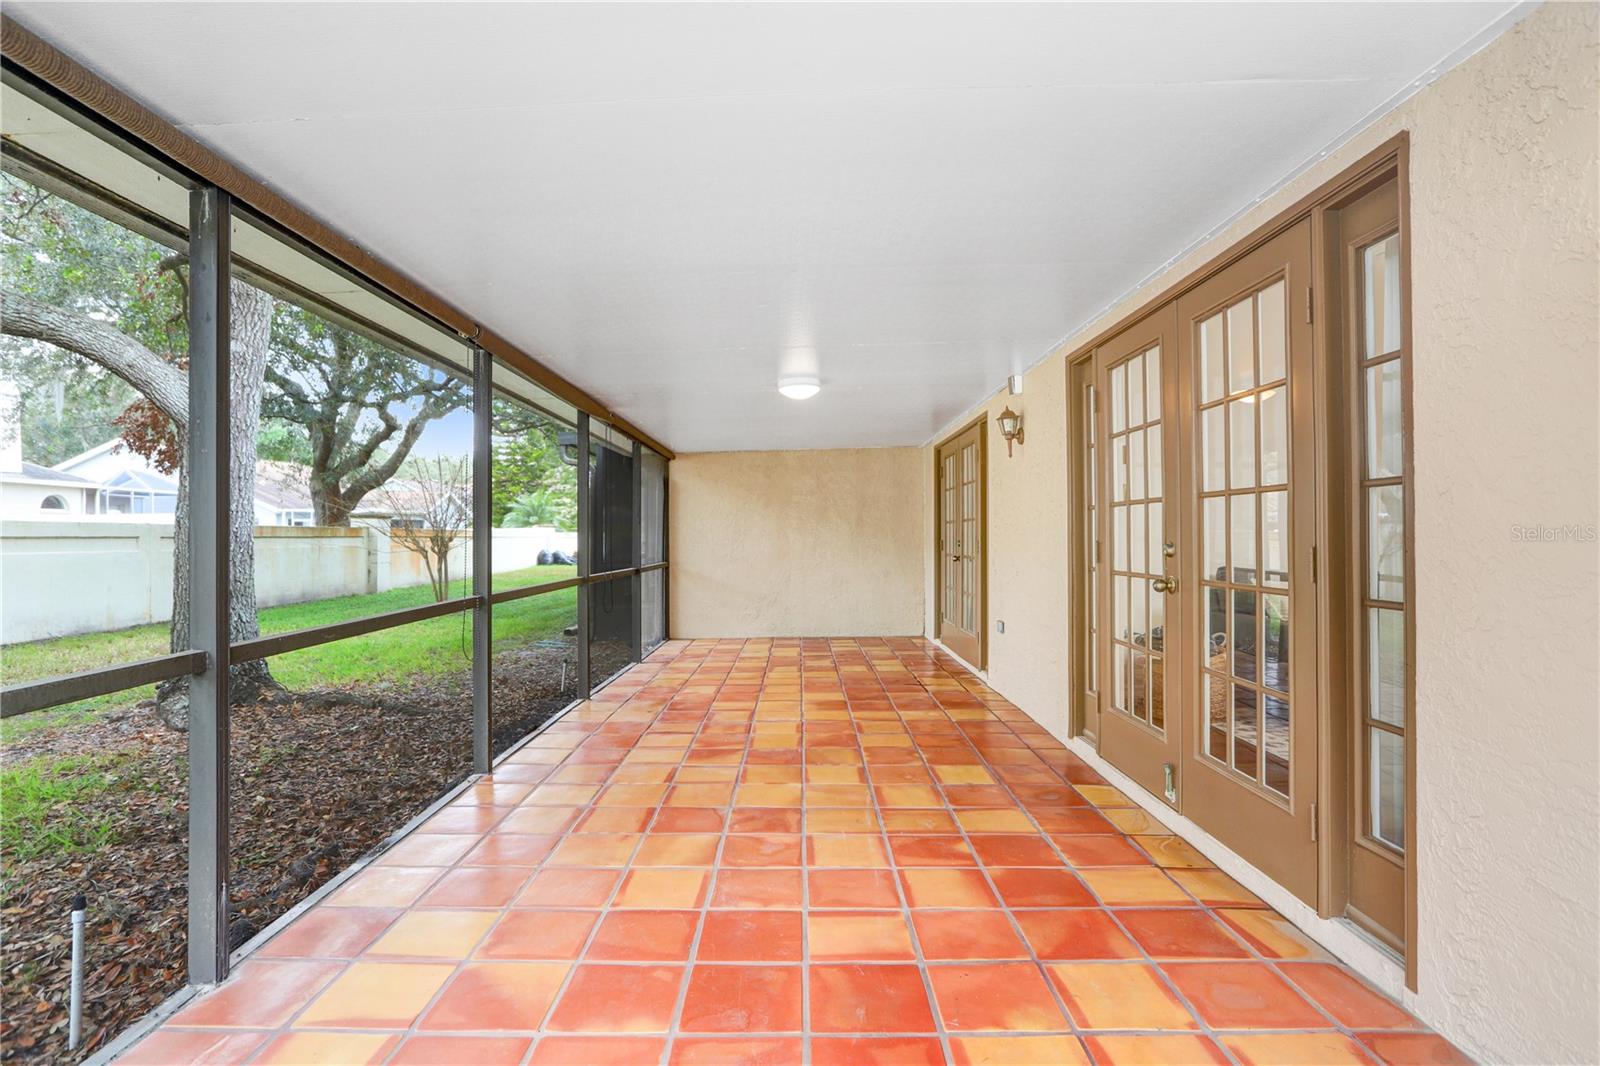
[{"x1": 7, "y1": 2, "x2": 1522, "y2": 452}]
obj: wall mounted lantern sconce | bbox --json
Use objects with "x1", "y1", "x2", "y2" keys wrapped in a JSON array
[{"x1": 997, "y1": 406, "x2": 1024, "y2": 457}]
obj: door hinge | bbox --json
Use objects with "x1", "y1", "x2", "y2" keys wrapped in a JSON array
[
  {"x1": 1310, "y1": 802, "x2": 1318, "y2": 842},
  {"x1": 1306, "y1": 286, "x2": 1314, "y2": 325}
]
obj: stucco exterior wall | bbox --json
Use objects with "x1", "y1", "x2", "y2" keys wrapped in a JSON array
[
  {"x1": 921, "y1": 6, "x2": 1599, "y2": 1062},
  {"x1": 670, "y1": 448, "x2": 924, "y2": 638}
]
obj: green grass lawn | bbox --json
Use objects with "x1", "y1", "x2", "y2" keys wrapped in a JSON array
[{"x1": 0, "y1": 565, "x2": 578, "y2": 740}]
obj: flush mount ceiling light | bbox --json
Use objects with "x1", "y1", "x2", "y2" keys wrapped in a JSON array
[{"x1": 778, "y1": 376, "x2": 820, "y2": 400}]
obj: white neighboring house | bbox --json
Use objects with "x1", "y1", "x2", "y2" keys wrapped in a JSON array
[{"x1": 0, "y1": 380, "x2": 104, "y2": 515}]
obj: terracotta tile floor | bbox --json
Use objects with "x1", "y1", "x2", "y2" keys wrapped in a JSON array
[{"x1": 126, "y1": 638, "x2": 1467, "y2": 1066}]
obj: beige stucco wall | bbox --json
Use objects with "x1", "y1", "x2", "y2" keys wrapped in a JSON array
[
  {"x1": 670, "y1": 448, "x2": 924, "y2": 637},
  {"x1": 922, "y1": 6, "x2": 1599, "y2": 1062}
]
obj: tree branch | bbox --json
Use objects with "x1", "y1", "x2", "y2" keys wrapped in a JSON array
[{"x1": 0, "y1": 287, "x2": 188, "y2": 426}]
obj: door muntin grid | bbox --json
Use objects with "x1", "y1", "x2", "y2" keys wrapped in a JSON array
[
  {"x1": 1359, "y1": 231, "x2": 1406, "y2": 853},
  {"x1": 1108, "y1": 344, "x2": 1167, "y2": 733},
  {"x1": 1198, "y1": 277, "x2": 1293, "y2": 798},
  {"x1": 959, "y1": 439, "x2": 980, "y2": 632}
]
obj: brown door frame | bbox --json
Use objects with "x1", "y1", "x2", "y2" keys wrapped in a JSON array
[
  {"x1": 934, "y1": 415, "x2": 988, "y2": 670},
  {"x1": 1068, "y1": 356, "x2": 1099, "y2": 741},
  {"x1": 1061, "y1": 133, "x2": 1417, "y2": 988}
]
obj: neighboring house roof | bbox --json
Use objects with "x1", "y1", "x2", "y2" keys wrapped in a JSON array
[
  {"x1": 254, "y1": 461, "x2": 314, "y2": 511},
  {"x1": 21, "y1": 461, "x2": 96, "y2": 485},
  {"x1": 53, "y1": 438, "x2": 126, "y2": 473},
  {"x1": 103, "y1": 468, "x2": 178, "y2": 493}
]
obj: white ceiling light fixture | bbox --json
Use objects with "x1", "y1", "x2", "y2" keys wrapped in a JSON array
[{"x1": 778, "y1": 376, "x2": 821, "y2": 400}]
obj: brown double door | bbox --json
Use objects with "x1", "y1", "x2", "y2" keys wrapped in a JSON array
[
  {"x1": 1091, "y1": 220, "x2": 1320, "y2": 904},
  {"x1": 936, "y1": 420, "x2": 985, "y2": 668}
]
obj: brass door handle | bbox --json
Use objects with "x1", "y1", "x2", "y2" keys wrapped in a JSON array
[{"x1": 1153, "y1": 576, "x2": 1179, "y2": 594}]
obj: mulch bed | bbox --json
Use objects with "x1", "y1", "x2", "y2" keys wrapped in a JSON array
[{"x1": 1, "y1": 646, "x2": 576, "y2": 1063}]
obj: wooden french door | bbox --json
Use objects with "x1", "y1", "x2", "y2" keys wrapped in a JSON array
[
  {"x1": 1094, "y1": 304, "x2": 1182, "y2": 803},
  {"x1": 936, "y1": 420, "x2": 985, "y2": 668},
  {"x1": 1088, "y1": 219, "x2": 1321, "y2": 905},
  {"x1": 1177, "y1": 218, "x2": 1320, "y2": 904}
]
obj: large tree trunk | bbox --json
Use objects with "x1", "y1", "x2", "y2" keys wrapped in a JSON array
[
  {"x1": 0, "y1": 284, "x2": 280, "y2": 728},
  {"x1": 160, "y1": 281, "x2": 278, "y2": 726}
]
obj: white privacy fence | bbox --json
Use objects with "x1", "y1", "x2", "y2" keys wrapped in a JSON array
[{"x1": 0, "y1": 519, "x2": 576, "y2": 644}]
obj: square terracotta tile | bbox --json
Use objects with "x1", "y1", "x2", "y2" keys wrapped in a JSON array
[
  {"x1": 1077, "y1": 867, "x2": 1190, "y2": 906},
  {"x1": 889, "y1": 835, "x2": 977, "y2": 866},
  {"x1": 953, "y1": 808, "x2": 1035, "y2": 833},
  {"x1": 1132, "y1": 835, "x2": 1213, "y2": 868},
  {"x1": 586, "y1": 910, "x2": 699, "y2": 961},
  {"x1": 698, "y1": 910, "x2": 804, "y2": 962},
  {"x1": 327, "y1": 866, "x2": 441, "y2": 908},
  {"x1": 1117, "y1": 908, "x2": 1252, "y2": 960},
  {"x1": 418, "y1": 962, "x2": 570, "y2": 1031},
  {"x1": 548, "y1": 833, "x2": 641, "y2": 867},
  {"x1": 669, "y1": 1037, "x2": 804, "y2": 1065},
  {"x1": 899, "y1": 867, "x2": 999, "y2": 909},
  {"x1": 391, "y1": 1035, "x2": 533, "y2": 1065},
  {"x1": 912, "y1": 910, "x2": 1029, "y2": 960},
  {"x1": 1046, "y1": 962, "x2": 1197, "y2": 1030},
  {"x1": 1081, "y1": 1035, "x2": 1229, "y2": 1065},
  {"x1": 120, "y1": 1030, "x2": 270, "y2": 1066},
  {"x1": 378, "y1": 833, "x2": 480, "y2": 866},
  {"x1": 809, "y1": 911, "x2": 917, "y2": 960},
  {"x1": 1353, "y1": 1032, "x2": 1474, "y2": 1065},
  {"x1": 546, "y1": 965, "x2": 684, "y2": 1032},
  {"x1": 419, "y1": 867, "x2": 532, "y2": 908},
  {"x1": 807, "y1": 833, "x2": 891, "y2": 868},
  {"x1": 927, "y1": 963, "x2": 1066, "y2": 1031},
  {"x1": 881, "y1": 810, "x2": 960, "y2": 833},
  {"x1": 730, "y1": 808, "x2": 804, "y2": 833},
  {"x1": 257, "y1": 907, "x2": 397, "y2": 958},
  {"x1": 813, "y1": 1037, "x2": 944, "y2": 1065},
  {"x1": 1220, "y1": 1033, "x2": 1380, "y2": 1065},
  {"x1": 968, "y1": 834, "x2": 1063, "y2": 867},
  {"x1": 1031, "y1": 809, "x2": 1115, "y2": 834},
  {"x1": 1217, "y1": 908, "x2": 1330, "y2": 959},
  {"x1": 613, "y1": 868, "x2": 709, "y2": 908},
  {"x1": 1164, "y1": 962, "x2": 1330, "y2": 1029},
  {"x1": 949, "y1": 1035, "x2": 1091, "y2": 1065},
  {"x1": 1014, "y1": 909, "x2": 1141, "y2": 960},
  {"x1": 575, "y1": 807, "x2": 654, "y2": 833},
  {"x1": 254, "y1": 1032, "x2": 399, "y2": 1064},
  {"x1": 680, "y1": 964, "x2": 804, "y2": 1032},
  {"x1": 531, "y1": 1037, "x2": 669, "y2": 1064},
  {"x1": 295, "y1": 961, "x2": 456, "y2": 1028},
  {"x1": 169, "y1": 959, "x2": 345, "y2": 1028},
  {"x1": 1283, "y1": 963, "x2": 1420, "y2": 1029},
  {"x1": 1053, "y1": 835, "x2": 1153, "y2": 867},
  {"x1": 810, "y1": 964, "x2": 935, "y2": 1033},
  {"x1": 655, "y1": 808, "x2": 727, "y2": 833},
  {"x1": 988, "y1": 868, "x2": 1097, "y2": 908},
  {"x1": 369, "y1": 909, "x2": 498, "y2": 959},
  {"x1": 476, "y1": 910, "x2": 599, "y2": 960},
  {"x1": 723, "y1": 834, "x2": 804, "y2": 867},
  {"x1": 517, "y1": 868, "x2": 621, "y2": 908},
  {"x1": 712, "y1": 868, "x2": 805, "y2": 909},
  {"x1": 808, "y1": 869, "x2": 902, "y2": 908},
  {"x1": 1169, "y1": 869, "x2": 1266, "y2": 908},
  {"x1": 633, "y1": 833, "x2": 721, "y2": 866}
]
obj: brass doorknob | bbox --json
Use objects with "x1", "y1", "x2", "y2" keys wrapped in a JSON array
[{"x1": 1153, "y1": 576, "x2": 1179, "y2": 594}]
